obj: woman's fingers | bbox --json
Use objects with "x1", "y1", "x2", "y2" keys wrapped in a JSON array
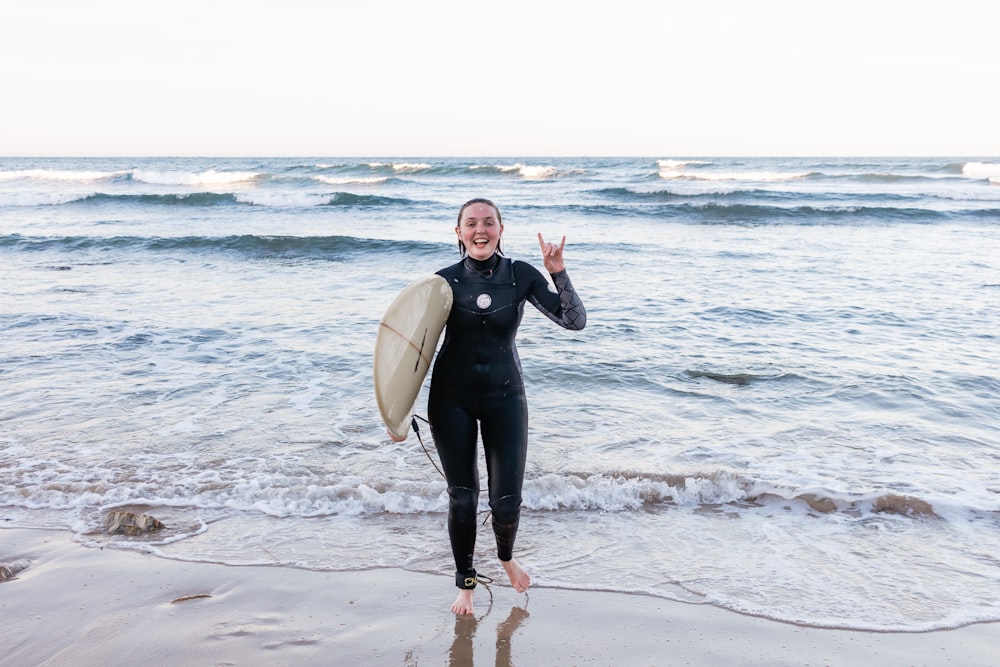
[
  {"x1": 537, "y1": 233, "x2": 567, "y2": 272},
  {"x1": 537, "y1": 233, "x2": 567, "y2": 256}
]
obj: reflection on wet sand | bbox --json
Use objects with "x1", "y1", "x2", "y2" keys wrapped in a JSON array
[{"x1": 450, "y1": 605, "x2": 530, "y2": 667}]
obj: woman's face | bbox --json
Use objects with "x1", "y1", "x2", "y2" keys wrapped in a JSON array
[{"x1": 456, "y1": 202, "x2": 503, "y2": 261}]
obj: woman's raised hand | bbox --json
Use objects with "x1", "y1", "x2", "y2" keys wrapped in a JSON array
[{"x1": 537, "y1": 233, "x2": 566, "y2": 274}]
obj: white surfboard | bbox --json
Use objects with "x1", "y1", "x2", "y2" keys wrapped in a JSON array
[{"x1": 374, "y1": 274, "x2": 453, "y2": 440}]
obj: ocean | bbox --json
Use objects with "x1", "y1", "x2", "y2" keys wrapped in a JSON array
[{"x1": 2, "y1": 156, "x2": 998, "y2": 632}]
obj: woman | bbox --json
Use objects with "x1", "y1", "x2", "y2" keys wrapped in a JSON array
[{"x1": 429, "y1": 198, "x2": 586, "y2": 615}]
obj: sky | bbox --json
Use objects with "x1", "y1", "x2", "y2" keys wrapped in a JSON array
[{"x1": 1, "y1": 0, "x2": 997, "y2": 157}]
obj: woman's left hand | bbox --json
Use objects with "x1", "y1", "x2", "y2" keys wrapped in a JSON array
[{"x1": 538, "y1": 233, "x2": 566, "y2": 273}]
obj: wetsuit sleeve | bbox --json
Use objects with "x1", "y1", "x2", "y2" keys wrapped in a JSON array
[
  {"x1": 551, "y1": 270, "x2": 587, "y2": 329},
  {"x1": 522, "y1": 263, "x2": 587, "y2": 331}
]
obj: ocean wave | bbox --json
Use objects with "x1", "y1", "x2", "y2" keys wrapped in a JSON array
[
  {"x1": 525, "y1": 471, "x2": 749, "y2": 510},
  {"x1": 0, "y1": 190, "x2": 419, "y2": 209},
  {"x1": 0, "y1": 191, "x2": 244, "y2": 208},
  {"x1": 87, "y1": 192, "x2": 242, "y2": 206},
  {"x1": 319, "y1": 193, "x2": 418, "y2": 207},
  {"x1": 310, "y1": 161, "x2": 583, "y2": 179},
  {"x1": 0, "y1": 233, "x2": 437, "y2": 258},
  {"x1": 311, "y1": 175, "x2": 391, "y2": 186},
  {"x1": 0, "y1": 192, "x2": 98, "y2": 207},
  {"x1": 508, "y1": 164, "x2": 558, "y2": 179},
  {"x1": 0, "y1": 167, "x2": 266, "y2": 187},
  {"x1": 40, "y1": 192, "x2": 975, "y2": 221},
  {"x1": 0, "y1": 467, "x2": 962, "y2": 523},
  {"x1": 539, "y1": 473, "x2": 987, "y2": 524},
  {"x1": 657, "y1": 159, "x2": 712, "y2": 170},
  {"x1": 962, "y1": 161, "x2": 1000, "y2": 178},
  {"x1": 658, "y1": 165, "x2": 814, "y2": 182},
  {"x1": 671, "y1": 202, "x2": 1000, "y2": 223},
  {"x1": 816, "y1": 164, "x2": 997, "y2": 183},
  {"x1": 273, "y1": 162, "x2": 424, "y2": 175},
  {"x1": 655, "y1": 161, "x2": 992, "y2": 184},
  {"x1": 232, "y1": 191, "x2": 415, "y2": 207},
  {"x1": 233, "y1": 191, "x2": 334, "y2": 207},
  {"x1": 472, "y1": 200, "x2": 996, "y2": 224},
  {"x1": 593, "y1": 186, "x2": 934, "y2": 206},
  {"x1": 829, "y1": 172, "x2": 960, "y2": 183},
  {"x1": 350, "y1": 161, "x2": 475, "y2": 177},
  {"x1": 364, "y1": 161, "x2": 433, "y2": 173},
  {"x1": 595, "y1": 186, "x2": 794, "y2": 203},
  {"x1": 657, "y1": 202, "x2": 954, "y2": 223},
  {"x1": 470, "y1": 163, "x2": 582, "y2": 179},
  {"x1": 0, "y1": 168, "x2": 129, "y2": 183},
  {"x1": 525, "y1": 472, "x2": 956, "y2": 519},
  {"x1": 592, "y1": 186, "x2": 691, "y2": 201},
  {"x1": 684, "y1": 370, "x2": 802, "y2": 385},
  {"x1": 130, "y1": 168, "x2": 261, "y2": 186}
]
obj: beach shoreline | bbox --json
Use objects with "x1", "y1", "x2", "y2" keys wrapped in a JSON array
[
  {"x1": 4, "y1": 156, "x2": 1000, "y2": 634},
  {"x1": 2, "y1": 527, "x2": 997, "y2": 666}
]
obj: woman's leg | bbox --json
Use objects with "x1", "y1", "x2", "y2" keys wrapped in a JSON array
[
  {"x1": 480, "y1": 394, "x2": 529, "y2": 563},
  {"x1": 480, "y1": 393, "x2": 531, "y2": 592},
  {"x1": 428, "y1": 393, "x2": 480, "y2": 579}
]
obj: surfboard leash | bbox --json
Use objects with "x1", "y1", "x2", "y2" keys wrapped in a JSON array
[
  {"x1": 411, "y1": 415, "x2": 445, "y2": 479},
  {"x1": 411, "y1": 415, "x2": 495, "y2": 526}
]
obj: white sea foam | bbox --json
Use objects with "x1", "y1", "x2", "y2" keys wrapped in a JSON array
[
  {"x1": 131, "y1": 169, "x2": 260, "y2": 186},
  {"x1": 990, "y1": 176, "x2": 1000, "y2": 185},
  {"x1": 523, "y1": 472, "x2": 749, "y2": 511},
  {"x1": 220, "y1": 476, "x2": 449, "y2": 518},
  {"x1": 657, "y1": 158, "x2": 809, "y2": 182},
  {"x1": 657, "y1": 159, "x2": 711, "y2": 170},
  {"x1": 312, "y1": 175, "x2": 389, "y2": 186},
  {"x1": 962, "y1": 161, "x2": 1000, "y2": 178},
  {"x1": 289, "y1": 378, "x2": 326, "y2": 414},
  {"x1": 0, "y1": 469, "x2": 758, "y2": 518},
  {"x1": 392, "y1": 162, "x2": 432, "y2": 172},
  {"x1": 520, "y1": 165, "x2": 557, "y2": 179},
  {"x1": 489, "y1": 163, "x2": 559, "y2": 179},
  {"x1": 0, "y1": 169, "x2": 126, "y2": 183},
  {"x1": 233, "y1": 192, "x2": 331, "y2": 207},
  {"x1": 366, "y1": 162, "x2": 431, "y2": 173}
]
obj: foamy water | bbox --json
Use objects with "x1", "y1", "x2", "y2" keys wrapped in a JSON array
[{"x1": 2, "y1": 156, "x2": 999, "y2": 631}]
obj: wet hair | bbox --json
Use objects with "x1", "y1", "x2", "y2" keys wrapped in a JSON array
[{"x1": 456, "y1": 198, "x2": 504, "y2": 257}]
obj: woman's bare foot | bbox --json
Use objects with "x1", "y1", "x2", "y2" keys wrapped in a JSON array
[
  {"x1": 451, "y1": 588, "x2": 475, "y2": 615},
  {"x1": 501, "y1": 558, "x2": 531, "y2": 593}
]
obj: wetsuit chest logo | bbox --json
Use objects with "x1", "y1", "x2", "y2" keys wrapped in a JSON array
[{"x1": 476, "y1": 293, "x2": 492, "y2": 309}]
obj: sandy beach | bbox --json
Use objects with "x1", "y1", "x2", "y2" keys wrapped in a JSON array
[{"x1": 1, "y1": 528, "x2": 996, "y2": 666}]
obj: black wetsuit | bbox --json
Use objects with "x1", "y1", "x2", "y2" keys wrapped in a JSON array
[{"x1": 428, "y1": 253, "x2": 586, "y2": 588}]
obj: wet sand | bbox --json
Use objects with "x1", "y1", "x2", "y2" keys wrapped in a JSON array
[{"x1": 2, "y1": 528, "x2": 996, "y2": 666}]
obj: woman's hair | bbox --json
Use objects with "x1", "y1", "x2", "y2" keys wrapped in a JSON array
[{"x1": 456, "y1": 198, "x2": 503, "y2": 256}]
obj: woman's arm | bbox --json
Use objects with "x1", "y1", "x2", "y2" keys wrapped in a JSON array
[{"x1": 522, "y1": 234, "x2": 586, "y2": 330}]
